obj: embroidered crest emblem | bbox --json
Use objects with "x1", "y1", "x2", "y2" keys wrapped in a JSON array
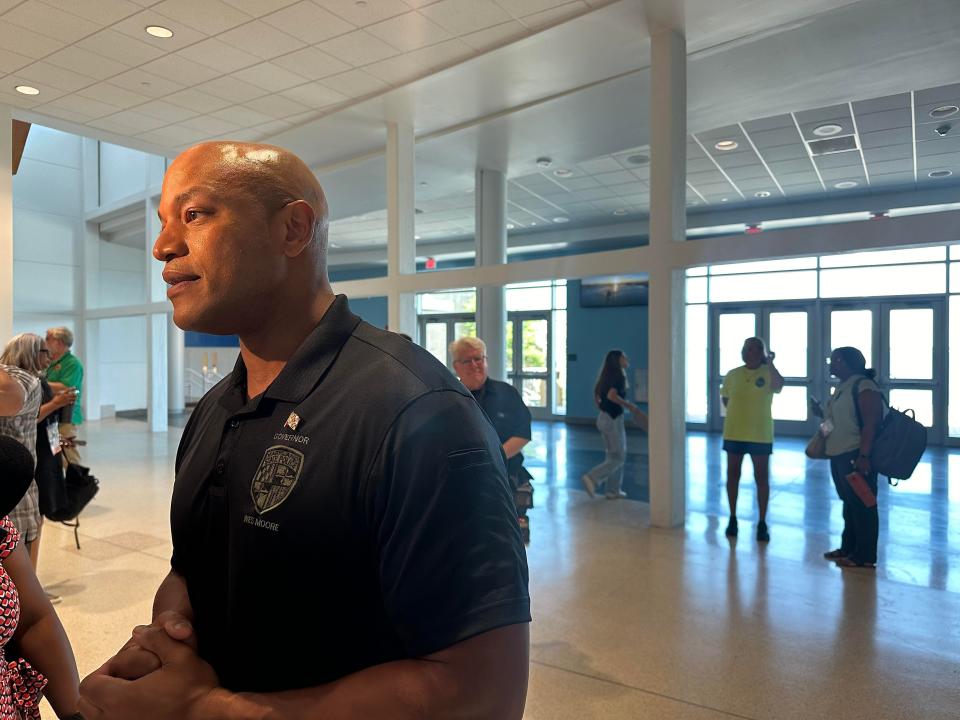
[
  {"x1": 755, "y1": 377, "x2": 766, "y2": 387},
  {"x1": 284, "y1": 412, "x2": 301, "y2": 431},
  {"x1": 251, "y1": 445, "x2": 304, "y2": 514}
]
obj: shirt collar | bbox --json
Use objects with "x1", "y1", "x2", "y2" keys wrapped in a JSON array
[{"x1": 226, "y1": 295, "x2": 361, "y2": 406}]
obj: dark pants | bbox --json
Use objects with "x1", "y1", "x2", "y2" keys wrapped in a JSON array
[{"x1": 829, "y1": 449, "x2": 879, "y2": 565}]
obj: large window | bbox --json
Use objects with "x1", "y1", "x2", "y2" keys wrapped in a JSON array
[{"x1": 685, "y1": 245, "x2": 960, "y2": 440}]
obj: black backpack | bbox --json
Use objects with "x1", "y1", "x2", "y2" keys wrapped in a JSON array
[
  {"x1": 45, "y1": 462, "x2": 100, "y2": 549},
  {"x1": 853, "y1": 378, "x2": 927, "y2": 483}
]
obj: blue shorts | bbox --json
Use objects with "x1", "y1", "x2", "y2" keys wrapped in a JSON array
[{"x1": 723, "y1": 440, "x2": 773, "y2": 456}]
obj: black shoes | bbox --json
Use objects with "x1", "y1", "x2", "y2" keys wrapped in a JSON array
[
  {"x1": 725, "y1": 517, "x2": 738, "y2": 537},
  {"x1": 756, "y1": 521, "x2": 770, "y2": 543}
]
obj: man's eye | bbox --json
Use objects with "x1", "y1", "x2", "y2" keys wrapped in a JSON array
[{"x1": 185, "y1": 210, "x2": 201, "y2": 222}]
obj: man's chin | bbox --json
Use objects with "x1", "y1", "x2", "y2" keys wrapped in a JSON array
[{"x1": 171, "y1": 306, "x2": 233, "y2": 336}]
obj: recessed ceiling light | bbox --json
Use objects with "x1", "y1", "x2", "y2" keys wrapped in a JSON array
[
  {"x1": 834, "y1": 181, "x2": 858, "y2": 189},
  {"x1": 15, "y1": 85, "x2": 39, "y2": 96},
  {"x1": 145, "y1": 25, "x2": 174, "y2": 38},
  {"x1": 714, "y1": 140, "x2": 738, "y2": 151},
  {"x1": 552, "y1": 217, "x2": 569, "y2": 223},
  {"x1": 754, "y1": 190, "x2": 771, "y2": 198},
  {"x1": 553, "y1": 168, "x2": 573, "y2": 178},
  {"x1": 506, "y1": 223, "x2": 515, "y2": 229},
  {"x1": 329, "y1": 242, "x2": 340, "y2": 248},
  {"x1": 418, "y1": 181, "x2": 428, "y2": 187},
  {"x1": 414, "y1": 234, "x2": 421, "y2": 239},
  {"x1": 928, "y1": 169, "x2": 953, "y2": 178},
  {"x1": 530, "y1": 221, "x2": 537, "y2": 225},
  {"x1": 929, "y1": 105, "x2": 959, "y2": 119},
  {"x1": 720, "y1": 198, "x2": 729, "y2": 202},
  {"x1": 613, "y1": 208, "x2": 628, "y2": 216},
  {"x1": 813, "y1": 123, "x2": 843, "y2": 137},
  {"x1": 626, "y1": 153, "x2": 649, "y2": 165},
  {"x1": 536, "y1": 157, "x2": 552, "y2": 168}
]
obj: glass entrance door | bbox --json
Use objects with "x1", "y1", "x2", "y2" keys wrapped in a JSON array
[
  {"x1": 419, "y1": 314, "x2": 475, "y2": 370},
  {"x1": 710, "y1": 304, "x2": 815, "y2": 434},
  {"x1": 507, "y1": 312, "x2": 551, "y2": 418},
  {"x1": 824, "y1": 299, "x2": 944, "y2": 443}
]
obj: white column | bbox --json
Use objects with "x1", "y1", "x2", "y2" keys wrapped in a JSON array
[
  {"x1": 647, "y1": 28, "x2": 688, "y2": 528},
  {"x1": 147, "y1": 313, "x2": 168, "y2": 432},
  {"x1": 168, "y1": 316, "x2": 185, "y2": 413},
  {"x1": 84, "y1": 318, "x2": 101, "y2": 421},
  {"x1": 385, "y1": 122, "x2": 416, "y2": 336},
  {"x1": 475, "y1": 168, "x2": 507, "y2": 381},
  {"x1": 0, "y1": 104, "x2": 13, "y2": 344},
  {"x1": 145, "y1": 198, "x2": 168, "y2": 431}
]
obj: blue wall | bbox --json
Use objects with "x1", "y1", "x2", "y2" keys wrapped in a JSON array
[
  {"x1": 349, "y1": 296, "x2": 388, "y2": 329},
  {"x1": 184, "y1": 295, "x2": 389, "y2": 348},
  {"x1": 566, "y1": 280, "x2": 648, "y2": 419}
]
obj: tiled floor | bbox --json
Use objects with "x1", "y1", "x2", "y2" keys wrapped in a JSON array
[{"x1": 35, "y1": 419, "x2": 960, "y2": 719}]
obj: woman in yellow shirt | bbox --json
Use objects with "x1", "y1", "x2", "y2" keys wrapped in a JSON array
[{"x1": 720, "y1": 337, "x2": 784, "y2": 542}]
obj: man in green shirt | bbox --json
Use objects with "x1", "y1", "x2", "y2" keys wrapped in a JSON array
[{"x1": 46, "y1": 326, "x2": 84, "y2": 465}]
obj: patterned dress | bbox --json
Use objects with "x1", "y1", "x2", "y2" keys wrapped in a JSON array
[{"x1": 0, "y1": 517, "x2": 46, "y2": 719}]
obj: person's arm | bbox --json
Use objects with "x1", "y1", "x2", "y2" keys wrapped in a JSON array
[
  {"x1": 766, "y1": 352, "x2": 785, "y2": 392},
  {"x1": 38, "y1": 389, "x2": 76, "y2": 423},
  {"x1": 0, "y1": 368, "x2": 25, "y2": 416},
  {"x1": 606, "y1": 387, "x2": 640, "y2": 415},
  {"x1": 502, "y1": 436, "x2": 529, "y2": 459},
  {"x1": 855, "y1": 388, "x2": 883, "y2": 475},
  {"x1": 102, "y1": 621, "x2": 528, "y2": 720},
  {"x1": 6, "y1": 538, "x2": 80, "y2": 717}
]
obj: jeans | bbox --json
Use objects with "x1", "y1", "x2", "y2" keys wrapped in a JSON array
[
  {"x1": 588, "y1": 412, "x2": 626, "y2": 494},
  {"x1": 829, "y1": 449, "x2": 879, "y2": 565}
]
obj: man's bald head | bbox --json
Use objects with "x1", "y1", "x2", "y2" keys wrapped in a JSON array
[{"x1": 171, "y1": 141, "x2": 329, "y2": 252}]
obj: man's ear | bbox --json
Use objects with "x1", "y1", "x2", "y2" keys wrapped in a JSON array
[{"x1": 280, "y1": 200, "x2": 316, "y2": 258}]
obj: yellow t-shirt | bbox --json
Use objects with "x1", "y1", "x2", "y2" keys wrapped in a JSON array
[{"x1": 720, "y1": 365, "x2": 777, "y2": 443}]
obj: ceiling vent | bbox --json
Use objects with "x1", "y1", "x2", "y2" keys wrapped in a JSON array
[{"x1": 807, "y1": 134, "x2": 859, "y2": 156}]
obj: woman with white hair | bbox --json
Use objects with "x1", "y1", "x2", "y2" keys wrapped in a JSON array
[{"x1": 0, "y1": 333, "x2": 76, "y2": 571}]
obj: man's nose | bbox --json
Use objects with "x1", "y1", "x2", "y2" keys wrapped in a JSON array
[{"x1": 153, "y1": 224, "x2": 186, "y2": 261}]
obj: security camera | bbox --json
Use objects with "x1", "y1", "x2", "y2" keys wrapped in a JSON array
[{"x1": 935, "y1": 124, "x2": 951, "y2": 137}]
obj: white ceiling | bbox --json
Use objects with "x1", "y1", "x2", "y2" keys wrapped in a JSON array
[
  {"x1": 6, "y1": 0, "x2": 960, "y2": 260},
  {"x1": 3, "y1": 0, "x2": 613, "y2": 151}
]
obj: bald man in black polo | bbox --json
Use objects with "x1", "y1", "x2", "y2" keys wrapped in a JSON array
[{"x1": 78, "y1": 142, "x2": 530, "y2": 720}]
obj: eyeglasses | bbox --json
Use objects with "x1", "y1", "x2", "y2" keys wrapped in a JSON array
[{"x1": 454, "y1": 355, "x2": 486, "y2": 366}]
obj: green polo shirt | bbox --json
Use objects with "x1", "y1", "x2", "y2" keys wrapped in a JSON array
[{"x1": 47, "y1": 350, "x2": 84, "y2": 425}]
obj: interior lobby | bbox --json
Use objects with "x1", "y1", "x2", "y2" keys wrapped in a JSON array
[{"x1": 1, "y1": 0, "x2": 959, "y2": 718}]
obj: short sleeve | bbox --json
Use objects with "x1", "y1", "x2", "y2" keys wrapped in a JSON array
[
  {"x1": 720, "y1": 371, "x2": 731, "y2": 398},
  {"x1": 363, "y1": 389, "x2": 531, "y2": 657},
  {"x1": 504, "y1": 385, "x2": 532, "y2": 441}
]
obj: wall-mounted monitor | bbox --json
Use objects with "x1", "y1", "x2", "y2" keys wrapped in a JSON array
[{"x1": 580, "y1": 275, "x2": 649, "y2": 307}]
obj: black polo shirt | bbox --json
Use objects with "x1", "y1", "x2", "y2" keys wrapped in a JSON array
[
  {"x1": 170, "y1": 296, "x2": 530, "y2": 693},
  {"x1": 470, "y1": 379, "x2": 532, "y2": 481}
]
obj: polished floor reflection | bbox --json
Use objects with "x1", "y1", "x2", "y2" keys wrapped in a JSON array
[
  {"x1": 36, "y1": 418, "x2": 959, "y2": 719},
  {"x1": 526, "y1": 422, "x2": 959, "y2": 594}
]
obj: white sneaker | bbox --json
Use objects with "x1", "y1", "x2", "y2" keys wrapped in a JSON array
[
  {"x1": 605, "y1": 490, "x2": 628, "y2": 500},
  {"x1": 581, "y1": 474, "x2": 596, "y2": 498}
]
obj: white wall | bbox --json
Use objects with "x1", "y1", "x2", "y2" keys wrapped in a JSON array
[
  {"x1": 94, "y1": 241, "x2": 146, "y2": 308},
  {"x1": 12, "y1": 126, "x2": 82, "y2": 327},
  {"x1": 99, "y1": 142, "x2": 149, "y2": 206},
  {"x1": 98, "y1": 316, "x2": 147, "y2": 412}
]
